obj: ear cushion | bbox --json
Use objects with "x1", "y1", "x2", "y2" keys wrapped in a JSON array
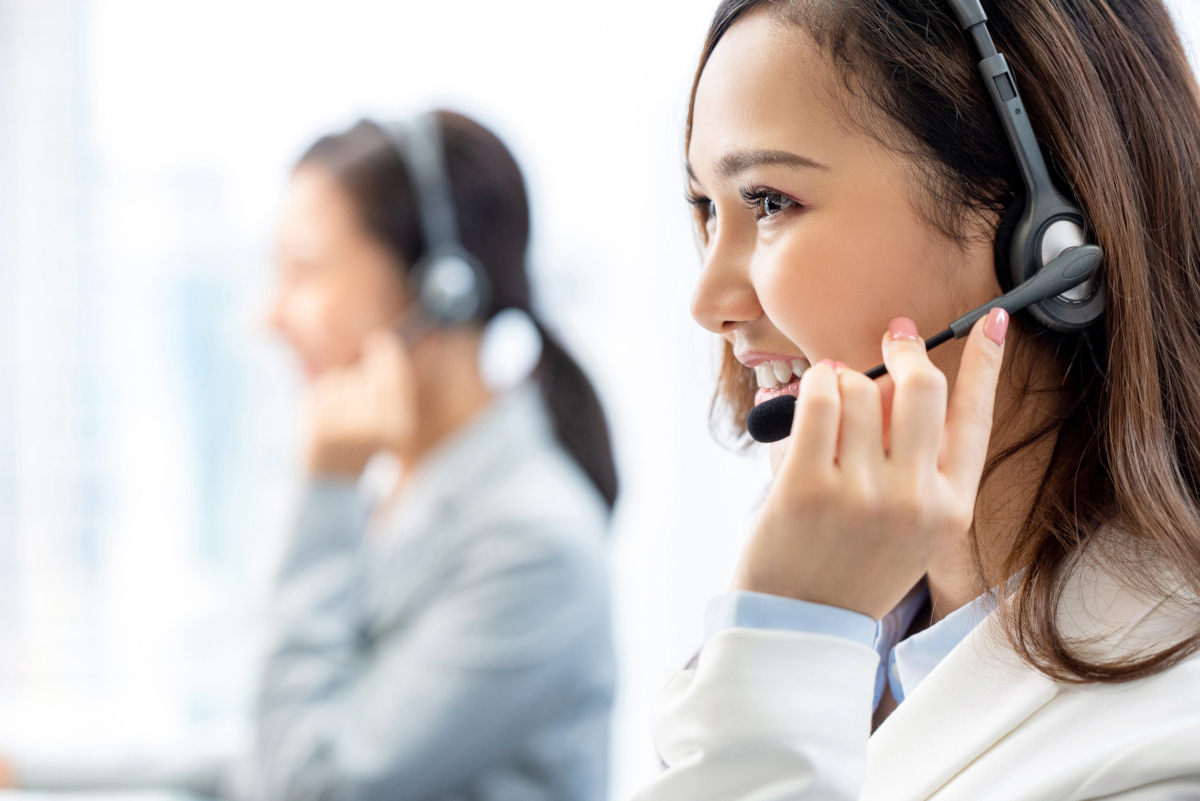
[{"x1": 993, "y1": 193, "x2": 1026, "y2": 293}]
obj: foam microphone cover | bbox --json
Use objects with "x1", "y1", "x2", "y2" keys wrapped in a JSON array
[{"x1": 746, "y1": 396, "x2": 796, "y2": 443}]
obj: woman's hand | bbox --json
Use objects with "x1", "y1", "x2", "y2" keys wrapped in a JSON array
[
  {"x1": 303, "y1": 329, "x2": 418, "y2": 477},
  {"x1": 733, "y1": 310, "x2": 1008, "y2": 620}
]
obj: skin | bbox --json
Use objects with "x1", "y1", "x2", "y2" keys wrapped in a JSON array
[
  {"x1": 269, "y1": 165, "x2": 492, "y2": 478},
  {"x1": 687, "y1": 10, "x2": 1062, "y2": 626}
]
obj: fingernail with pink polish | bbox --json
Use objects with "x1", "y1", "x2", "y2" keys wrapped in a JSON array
[
  {"x1": 816, "y1": 358, "x2": 836, "y2": 368},
  {"x1": 984, "y1": 308, "x2": 1009, "y2": 345},
  {"x1": 888, "y1": 317, "x2": 921, "y2": 342}
]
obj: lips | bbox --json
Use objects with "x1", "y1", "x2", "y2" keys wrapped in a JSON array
[{"x1": 749, "y1": 357, "x2": 811, "y2": 406}]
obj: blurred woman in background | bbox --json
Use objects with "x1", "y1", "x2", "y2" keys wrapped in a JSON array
[
  {"x1": 5, "y1": 110, "x2": 618, "y2": 801},
  {"x1": 251, "y1": 110, "x2": 618, "y2": 801}
]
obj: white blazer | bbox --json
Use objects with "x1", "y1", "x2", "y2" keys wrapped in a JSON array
[{"x1": 636, "y1": 552, "x2": 1200, "y2": 800}]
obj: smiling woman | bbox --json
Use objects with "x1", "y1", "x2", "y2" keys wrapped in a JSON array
[{"x1": 636, "y1": 0, "x2": 1200, "y2": 799}]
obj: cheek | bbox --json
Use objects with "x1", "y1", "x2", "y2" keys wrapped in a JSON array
[
  {"x1": 276, "y1": 287, "x2": 358, "y2": 373},
  {"x1": 753, "y1": 214, "x2": 872, "y2": 359},
  {"x1": 288, "y1": 289, "x2": 331, "y2": 336},
  {"x1": 752, "y1": 203, "x2": 962, "y2": 369}
]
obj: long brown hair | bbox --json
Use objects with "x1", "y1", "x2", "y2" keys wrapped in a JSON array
[
  {"x1": 690, "y1": 0, "x2": 1200, "y2": 682},
  {"x1": 298, "y1": 111, "x2": 619, "y2": 509}
]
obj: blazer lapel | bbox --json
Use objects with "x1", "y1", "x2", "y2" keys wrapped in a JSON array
[{"x1": 861, "y1": 613, "x2": 1059, "y2": 801}]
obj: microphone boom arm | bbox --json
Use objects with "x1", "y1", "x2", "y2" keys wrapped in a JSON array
[{"x1": 864, "y1": 245, "x2": 1102, "y2": 379}]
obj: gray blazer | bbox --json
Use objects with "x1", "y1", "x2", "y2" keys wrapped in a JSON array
[{"x1": 251, "y1": 387, "x2": 615, "y2": 801}]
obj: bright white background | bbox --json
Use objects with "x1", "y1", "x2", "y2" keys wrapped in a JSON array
[{"x1": 1, "y1": 1, "x2": 1199, "y2": 799}]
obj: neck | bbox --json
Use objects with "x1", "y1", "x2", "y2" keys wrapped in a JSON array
[
  {"x1": 394, "y1": 332, "x2": 493, "y2": 477},
  {"x1": 925, "y1": 333, "x2": 1064, "y2": 622}
]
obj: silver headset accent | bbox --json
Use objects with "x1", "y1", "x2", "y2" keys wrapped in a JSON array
[
  {"x1": 948, "y1": 0, "x2": 1105, "y2": 336},
  {"x1": 381, "y1": 114, "x2": 491, "y2": 337}
]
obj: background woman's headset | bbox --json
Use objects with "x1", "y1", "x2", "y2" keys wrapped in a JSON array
[
  {"x1": 380, "y1": 114, "x2": 492, "y2": 343},
  {"x1": 746, "y1": 0, "x2": 1107, "y2": 443}
]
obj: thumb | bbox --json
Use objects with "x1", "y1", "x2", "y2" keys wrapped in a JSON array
[
  {"x1": 362, "y1": 328, "x2": 413, "y2": 377},
  {"x1": 361, "y1": 327, "x2": 418, "y2": 449}
]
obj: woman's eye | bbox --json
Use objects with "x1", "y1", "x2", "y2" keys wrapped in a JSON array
[
  {"x1": 756, "y1": 191, "x2": 796, "y2": 218},
  {"x1": 686, "y1": 192, "x2": 717, "y2": 230},
  {"x1": 684, "y1": 190, "x2": 718, "y2": 246},
  {"x1": 739, "y1": 187, "x2": 800, "y2": 220}
]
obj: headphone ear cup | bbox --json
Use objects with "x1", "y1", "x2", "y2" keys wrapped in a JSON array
[
  {"x1": 414, "y1": 250, "x2": 490, "y2": 326},
  {"x1": 993, "y1": 194, "x2": 1026, "y2": 293},
  {"x1": 991, "y1": 193, "x2": 1106, "y2": 339}
]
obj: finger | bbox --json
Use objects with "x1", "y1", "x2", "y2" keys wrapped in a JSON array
[
  {"x1": 882, "y1": 317, "x2": 948, "y2": 469},
  {"x1": 326, "y1": 372, "x2": 355, "y2": 431},
  {"x1": 942, "y1": 308, "x2": 1007, "y2": 494},
  {"x1": 362, "y1": 327, "x2": 404, "y2": 367},
  {"x1": 304, "y1": 373, "x2": 342, "y2": 440},
  {"x1": 362, "y1": 327, "x2": 418, "y2": 448},
  {"x1": 306, "y1": 372, "x2": 339, "y2": 416},
  {"x1": 782, "y1": 359, "x2": 841, "y2": 474},
  {"x1": 363, "y1": 328, "x2": 415, "y2": 387},
  {"x1": 836, "y1": 368, "x2": 885, "y2": 475}
]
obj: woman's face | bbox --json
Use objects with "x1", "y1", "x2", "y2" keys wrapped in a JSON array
[
  {"x1": 270, "y1": 166, "x2": 408, "y2": 380},
  {"x1": 687, "y1": 11, "x2": 1000, "y2": 433}
]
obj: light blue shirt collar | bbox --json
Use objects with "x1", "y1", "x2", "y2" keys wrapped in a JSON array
[
  {"x1": 703, "y1": 583, "x2": 995, "y2": 708},
  {"x1": 887, "y1": 587, "x2": 993, "y2": 703},
  {"x1": 871, "y1": 582, "x2": 929, "y2": 707}
]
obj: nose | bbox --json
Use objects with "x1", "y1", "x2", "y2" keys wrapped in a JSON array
[{"x1": 690, "y1": 229, "x2": 763, "y2": 335}]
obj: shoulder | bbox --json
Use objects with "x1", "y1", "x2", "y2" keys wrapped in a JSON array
[
  {"x1": 459, "y1": 430, "x2": 610, "y2": 552},
  {"x1": 1050, "y1": 652, "x2": 1200, "y2": 799},
  {"x1": 1041, "y1": 528, "x2": 1200, "y2": 722},
  {"x1": 424, "y1": 409, "x2": 611, "y2": 595},
  {"x1": 420, "y1": 444, "x2": 613, "y2": 666},
  {"x1": 1054, "y1": 527, "x2": 1199, "y2": 664},
  {"x1": 997, "y1": 534, "x2": 1200, "y2": 796}
]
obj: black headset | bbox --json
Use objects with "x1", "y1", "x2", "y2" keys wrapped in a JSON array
[
  {"x1": 745, "y1": 0, "x2": 1106, "y2": 443},
  {"x1": 380, "y1": 113, "x2": 491, "y2": 342},
  {"x1": 953, "y1": 0, "x2": 1105, "y2": 334}
]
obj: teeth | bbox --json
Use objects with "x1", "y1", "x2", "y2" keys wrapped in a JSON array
[
  {"x1": 755, "y1": 359, "x2": 810, "y2": 389},
  {"x1": 755, "y1": 364, "x2": 779, "y2": 388}
]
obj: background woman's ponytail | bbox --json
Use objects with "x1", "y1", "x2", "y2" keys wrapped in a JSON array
[
  {"x1": 298, "y1": 111, "x2": 618, "y2": 510},
  {"x1": 530, "y1": 318, "x2": 618, "y2": 509}
]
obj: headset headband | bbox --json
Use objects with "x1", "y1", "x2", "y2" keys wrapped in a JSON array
[
  {"x1": 947, "y1": 0, "x2": 1103, "y2": 322},
  {"x1": 947, "y1": 0, "x2": 1065, "y2": 220},
  {"x1": 384, "y1": 115, "x2": 464, "y2": 259},
  {"x1": 379, "y1": 114, "x2": 490, "y2": 329}
]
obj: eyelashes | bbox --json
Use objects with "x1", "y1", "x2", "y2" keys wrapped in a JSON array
[
  {"x1": 685, "y1": 190, "x2": 716, "y2": 222},
  {"x1": 739, "y1": 186, "x2": 802, "y2": 219},
  {"x1": 684, "y1": 186, "x2": 805, "y2": 231}
]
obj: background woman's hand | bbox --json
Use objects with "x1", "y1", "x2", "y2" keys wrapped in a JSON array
[
  {"x1": 733, "y1": 310, "x2": 1008, "y2": 620},
  {"x1": 303, "y1": 329, "x2": 418, "y2": 477}
]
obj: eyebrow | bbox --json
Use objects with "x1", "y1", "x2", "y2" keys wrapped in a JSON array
[{"x1": 687, "y1": 148, "x2": 828, "y2": 183}]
